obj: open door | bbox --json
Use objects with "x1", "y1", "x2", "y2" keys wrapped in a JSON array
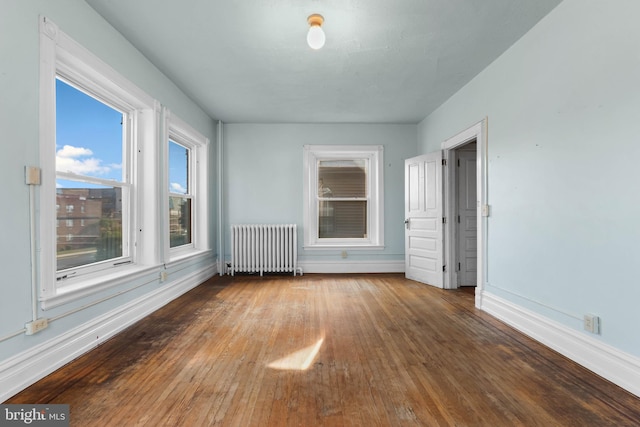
[{"x1": 404, "y1": 151, "x2": 443, "y2": 288}]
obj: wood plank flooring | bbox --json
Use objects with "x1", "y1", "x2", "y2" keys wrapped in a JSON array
[{"x1": 6, "y1": 274, "x2": 640, "y2": 426}]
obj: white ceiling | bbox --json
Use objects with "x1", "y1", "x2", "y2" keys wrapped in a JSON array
[{"x1": 84, "y1": 0, "x2": 562, "y2": 124}]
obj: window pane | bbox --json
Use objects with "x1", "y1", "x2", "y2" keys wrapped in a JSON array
[
  {"x1": 55, "y1": 79, "x2": 124, "y2": 181},
  {"x1": 56, "y1": 183, "x2": 123, "y2": 271},
  {"x1": 318, "y1": 160, "x2": 367, "y2": 198},
  {"x1": 319, "y1": 200, "x2": 367, "y2": 238},
  {"x1": 170, "y1": 196, "x2": 192, "y2": 247},
  {"x1": 169, "y1": 140, "x2": 189, "y2": 194},
  {"x1": 318, "y1": 159, "x2": 368, "y2": 239}
]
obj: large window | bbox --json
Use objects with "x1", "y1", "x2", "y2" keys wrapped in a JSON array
[
  {"x1": 55, "y1": 78, "x2": 129, "y2": 273},
  {"x1": 40, "y1": 17, "x2": 157, "y2": 304},
  {"x1": 303, "y1": 145, "x2": 384, "y2": 248}
]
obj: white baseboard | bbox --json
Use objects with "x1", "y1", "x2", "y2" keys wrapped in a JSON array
[
  {"x1": 0, "y1": 264, "x2": 216, "y2": 402},
  {"x1": 480, "y1": 291, "x2": 640, "y2": 398},
  {"x1": 298, "y1": 260, "x2": 404, "y2": 274}
]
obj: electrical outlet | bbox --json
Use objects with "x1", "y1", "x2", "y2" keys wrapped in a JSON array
[
  {"x1": 160, "y1": 271, "x2": 168, "y2": 282},
  {"x1": 25, "y1": 318, "x2": 48, "y2": 335},
  {"x1": 341, "y1": 251, "x2": 347, "y2": 259},
  {"x1": 583, "y1": 314, "x2": 600, "y2": 334},
  {"x1": 25, "y1": 166, "x2": 41, "y2": 185}
]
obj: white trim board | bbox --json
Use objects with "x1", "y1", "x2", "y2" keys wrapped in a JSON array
[
  {"x1": 480, "y1": 291, "x2": 640, "y2": 398},
  {"x1": 299, "y1": 260, "x2": 404, "y2": 274},
  {"x1": 0, "y1": 265, "x2": 216, "y2": 402}
]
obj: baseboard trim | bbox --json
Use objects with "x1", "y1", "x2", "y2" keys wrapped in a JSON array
[
  {"x1": 0, "y1": 264, "x2": 215, "y2": 402},
  {"x1": 298, "y1": 260, "x2": 404, "y2": 274},
  {"x1": 480, "y1": 291, "x2": 640, "y2": 398}
]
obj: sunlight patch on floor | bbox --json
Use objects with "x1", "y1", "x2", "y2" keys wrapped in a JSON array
[{"x1": 267, "y1": 338, "x2": 324, "y2": 371}]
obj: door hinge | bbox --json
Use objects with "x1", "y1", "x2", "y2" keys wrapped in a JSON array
[
  {"x1": 458, "y1": 262, "x2": 461, "y2": 271},
  {"x1": 457, "y1": 215, "x2": 460, "y2": 223},
  {"x1": 443, "y1": 265, "x2": 446, "y2": 272},
  {"x1": 457, "y1": 159, "x2": 460, "y2": 167},
  {"x1": 442, "y1": 217, "x2": 446, "y2": 224},
  {"x1": 442, "y1": 159, "x2": 447, "y2": 166}
]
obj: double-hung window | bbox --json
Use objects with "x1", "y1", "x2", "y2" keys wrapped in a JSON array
[
  {"x1": 165, "y1": 112, "x2": 209, "y2": 259},
  {"x1": 303, "y1": 145, "x2": 384, "y2": 248},
  {"x1": 39, "y1": 17, "x2": 156, "y2": 304},
  {"x1": 55, "y1": 78, "x2": 129, "y2": 273}
]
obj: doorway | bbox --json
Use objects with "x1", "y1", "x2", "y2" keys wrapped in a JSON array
[
  {"x1": 442, "y1": 119, "x2": 487, "y2": 308},
  {"x1": 452, "y1": 142, "x2": 477, "y2": 287}
]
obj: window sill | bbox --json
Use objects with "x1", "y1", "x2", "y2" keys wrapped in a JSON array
[
  {"x1": 166, "y1": 248, "x2": 212, "y2": 267},
  {"x1": 41, "y1": 249, "x2": 213, "y2": 310},
  {"x1": 303, "y1": 244, "x2": 385, "y2": 250},
  {"x1": 41, "y1": 264, "x2": 159, "y2": 310}
]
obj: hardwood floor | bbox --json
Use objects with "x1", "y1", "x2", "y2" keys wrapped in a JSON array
[{"x1": 6, "y1": 274, "x2": 640, "y2": 426}]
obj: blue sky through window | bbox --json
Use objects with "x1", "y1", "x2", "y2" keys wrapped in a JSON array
[
  {"x1": 56, "y1": 79, "x2": 189, "y2": 193},
  {"x1": 169, "y1": 140, "x2": 188, "y2": 194},
  {"x1": 56, "y1": 78, "x2": 123, "y2": 185}
]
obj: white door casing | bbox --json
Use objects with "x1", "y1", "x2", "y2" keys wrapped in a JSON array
[{"x1": 404, "y1": 152, "x2": 443, "y2": 288}]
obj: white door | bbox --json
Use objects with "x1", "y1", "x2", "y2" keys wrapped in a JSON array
[
  {"x1": 456, "y1": 150, "x2": 477, "y2": 286},
  {"x1": 405, "y1": 152, "x2": 443, "y2": 288}
]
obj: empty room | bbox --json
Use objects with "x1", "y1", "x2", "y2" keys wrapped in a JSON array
[{"x1": 1, "y1": 0, "x2": 640, "y2": 425}]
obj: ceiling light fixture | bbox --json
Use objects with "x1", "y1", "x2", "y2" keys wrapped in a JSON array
[{"x1": 307, "y1": 14, "x2": 325, "y2": 50}]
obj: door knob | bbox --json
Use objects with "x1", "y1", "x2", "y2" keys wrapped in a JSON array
[{"x1": 404, "y1": 219, "x2": 410, "y2": 229}]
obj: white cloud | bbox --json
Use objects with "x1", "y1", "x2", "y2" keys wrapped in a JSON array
[
  {"x1": 171, "y1": 182, "x2": 187, "y2": 194},
  {"x1": 56, "y1": 145, "x2": 110, "y2": 175},
  {"x1": 57, "y1": 145, "x2": 93, "y2": 158}
]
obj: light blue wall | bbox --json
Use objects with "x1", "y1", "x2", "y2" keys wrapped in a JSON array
[
  {"x1": 7, "y1": 0, "x2": 637, "y2": 399},
  {"x1": 0, "y1": 0, "x2": 216, "y2": 362},
  {"x1": 418, "y1": 0, "x2": 640, "y2": 356},
  {"x1": 224, "y1": 123, "x2": 417, "y2": 263}
]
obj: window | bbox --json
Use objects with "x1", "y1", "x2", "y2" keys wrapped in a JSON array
[
  {"x1": 303, "y1": 145, "x2": 384, "y2": 248},
  {"x1": 55, "y1": 79, "x2": 127, "y2": 272},
  {"x1": 39, "y1": 17, "x2": 157, "y2": 304},
  {"x1": 164, "y1": 111, "x2": 209, "y2": 259},
  {"x1": 168, "y1": 140, "x2": 192, "y2": 248}
]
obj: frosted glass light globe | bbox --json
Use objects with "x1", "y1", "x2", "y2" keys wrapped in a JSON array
[{"x1": 307, "y1": 25, "x2": 325, "y2": 50}]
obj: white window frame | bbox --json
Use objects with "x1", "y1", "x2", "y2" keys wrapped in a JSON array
[
  {"x1": 303, "y1": 145, "x2": 384, "y2": 249},
  {"x1": 39, "y1": 17, "x2": 158, "y2": 307},
  {"x1": 55, "y1": 76, "x2": 132, "y2": 277},
  {"x1": 162, "y1": 110, "x2": 210, "y2": 261}
]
